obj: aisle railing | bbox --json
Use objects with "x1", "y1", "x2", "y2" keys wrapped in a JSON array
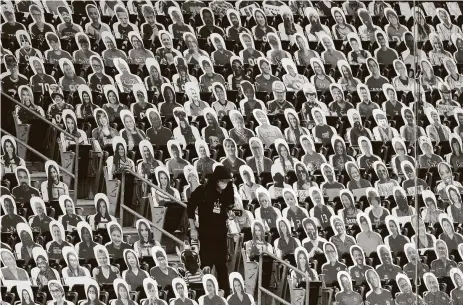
[
  {"x1": 119, "y1": 170, "x2": 187, "y2": 249},
  {"x1": 257, "y1": 251, "x2": 311, "y2": 305},
  {"x1": 1, "y1": 92, "x2": 79, "y2": 202}
]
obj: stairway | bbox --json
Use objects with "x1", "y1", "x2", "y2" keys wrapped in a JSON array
[{"x1": 74, "y1": 199, "x2": 180, "y2": 262}]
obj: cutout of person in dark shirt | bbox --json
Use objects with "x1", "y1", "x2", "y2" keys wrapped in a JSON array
[
  {"x1": 447, "y1": 185, "x2": 463, "y2": 223},
  {"x1": 226, "y1": 9, "x2": 251, "y2": 41},
  {"x1": 156, "y1": 30, "x2": 183, "y2": 66},
  {"x1": 321, "y1": 242, "x2": 347, "y2": 287},
  {"x1": 198, "y1": 56, "x2": 226, "y2": 92},
  {"x1": 391, "y1": 186, "x2": 415, "y2": 222},
  {"x1": 85, "y1": 4, "x2": 111, "y2": 43},
  {"x1": 198, "y1": 7, "x2": 224, "y2": 38},
  {"x1": 12, "y1": 166, "x2": 40, "y2": 205},
  {"x1": 112, "y1": 5, "x2": 138, "y2": 40},
  {"x1": 311, "y1": 107, "x2": 337, "y2": 145},
  {"x1": 92, "y1": 245, "x2": 120, "y2": 284},
  {"x1": 365, "y1": 269, "x2": 395, "y2": 305},
  {"x1": 47, "y1": 221, "x2": 73, "y2": 260},
  {"x1": 450, "y1": 268, "x2": 463, "y2": 303},
  {"x1": 347, "y1": 109, "x2": 373, "y2": 146},
  {"x1": 334, "y1": 271, "x2": 363, "y2": 305},
  {"x1": 88, "y1": 55, "x2": 114, "y2": 94},
  {"x1": 15, "y1": 30, "x2": 43, "y2": 64},
  {"x1": 403, "y1": 242, "x2": 429, "y2": 279},
  {"x1": 140, "y1": 4, "x2": 165, "y2": 41},
  {"x1": 239, "y1": 81, "x2": 266, "y2": 117},
  {"x1": 329, "y1": 216, "x2": 356, "y2": 257},
  {"x1": 424, "y1": 271, "x2": 452, "y2": 305},
  {"x1": 29, "y1": 56, "x2": 57, "y2": 93},
  {"x1": 384, "y1": 215, "x2": 410, "y2": 257},
  {"x1": 28, "y1": 4, "x2": 56, "y2": 42},
  {"x1": 357, "y1": 136, "x2": 381, "y2": 170},
  {"x1": 348, "y1": 245, "x2": 373, "y2": 285},
  {"x1": 75, "y1": 222, "x2": 98, "y2": 260},
  {"x1": 254, "y1": 57, "x2": 280, "y2": 93},
  {"x1": 194, "y1": 139, "x2": 216, "y2": 179},
  {"x1": 395, "y1": 274, "x2": 426, "y2": 305},
  {"x1": 44, "y1": 32, "x2": 73, "y2": 67},
  {"x1": 172, "y1": 278, "x2": 195, "y2": 305},
  {"x1": 29, "y1": 197, "x2": 53, "y2": 234},
  {"x1": 57, "y1": 6, "x2": 83, "y2": 40},
  {"x1": 418, "y1": 136, "x2": 443, "y2": 169},
  {"x1": 210, "y1": 34, "x2": 234, "y2": 67},
  {"x1": 167, "y1": 6, "x2": 195, "y2": 40},
  {"x1": 1, "y1": 54, "x2": 28, "y2": 97},
  {"x1": 105, "y1": 222, "x2": 132, "y2": 259},
  {"x1": 373, "y1": 30, "x2": 398, "y2": 65},
  {"x1": 376, "y1": 245, "x2": 402, "y2": 281},
  {"x1": 150, "y1": 247, "x2": 180, "y2": 289},
  {"x1": 0, "y1": 195, "x2": 26, "y2": 232},
  {"x1": 365, "y1": 57, "x2": 390, "y2": 91},
  {"x1": 345, "y1": 161, "x2": 371, "y2": 197},
  {"x1": 439, "y1": 214, "x2": 463, "y2": 255},
  {"x1": 382, "y1": 84, "x2": 404, "y2": 117},
  {"x1": 145, "y1": 109, "x2": 173, "y2": 148},
  {"x1": 0, "y1": 5, "x2": 26, "y2": 39},
  {"x1": 101, "y1": 31, "x2": 128, "y2": 68},
  {"x1": 401, "y1": 161, "x2": 427, "y2": 196},
  {"x1": 308, "y1": 186, "x2": 335, "y2": 229},
  {"x1": 431, "y1": 239, "x2": 458, "y2": 278},
  {"x1": 17, "y1": 222, "x2": 42, "y2": 262}
]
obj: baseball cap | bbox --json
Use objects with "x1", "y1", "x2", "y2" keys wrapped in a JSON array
[
  {"x1": 303, "y1": 83, "x2": 317, "y2": 94},
  {"x1": 272, "y1": 81, "x2": 286, "y2": 93},
  {"x1": 51, "y1": 92, "x2": 64, "y2": 100}
]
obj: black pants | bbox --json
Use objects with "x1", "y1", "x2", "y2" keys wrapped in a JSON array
[{"x1": 200, "y1": 233, "x2": 230, "y2": 295}]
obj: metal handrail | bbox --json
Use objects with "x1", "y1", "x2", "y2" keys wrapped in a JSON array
[
  {"x1": 257, "y1": 251, "x2": 310, "y2": 305},
  {"x1": 124, "y1": 169, "x2": 187, "y2": 208},
  {"x1": 2, "y1": 92, "x2": 80, "y2": 202},
  {"x1": 0, "y1": 129, "x2": 75, "y2": 179},
  {"x1": 2, "y1": 92, "x2": 77, "y2": 139},
  {"x1": 119, "y1": 171, "x2": 185, "y2": 248},
  {"x1": 121, "y1": 203, "x2": 184, "y2": 247}
]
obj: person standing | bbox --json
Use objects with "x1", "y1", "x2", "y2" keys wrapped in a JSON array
[{"x1": 187, "y1": 166, "x2": 235, "y2": 295}]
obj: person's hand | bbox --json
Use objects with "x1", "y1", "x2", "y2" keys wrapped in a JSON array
[
  {"x1": 190, "y1": 226, "x2": 198, "y2": 240},
  {"x1": 228, "y1": 210, "x2": 235, "y2": 220}
]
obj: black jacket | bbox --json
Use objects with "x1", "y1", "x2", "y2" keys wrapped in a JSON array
[{"x1": 187, "y1": 183, "x2": 234, "y2": 239}]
